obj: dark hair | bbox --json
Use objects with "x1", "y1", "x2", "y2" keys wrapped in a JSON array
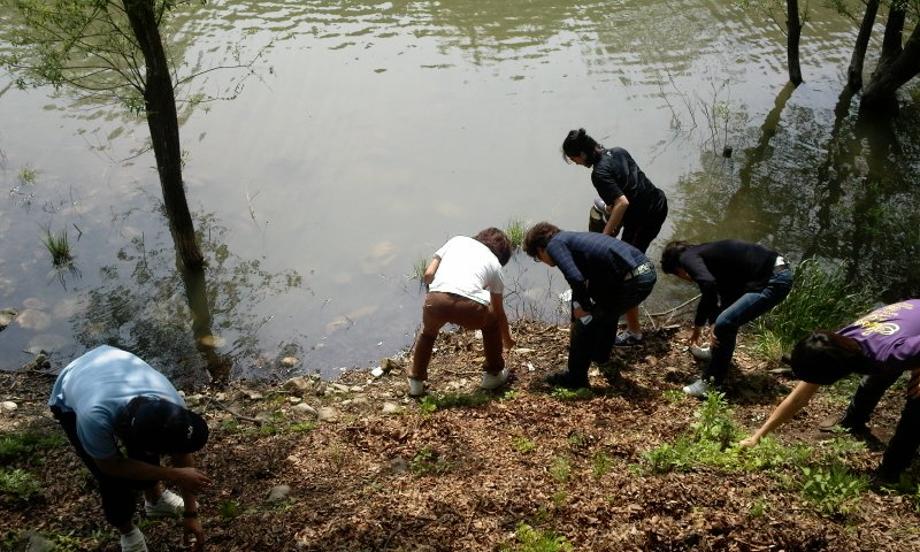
[
  {"x1": 561, "y1": 128, "x2": 601, "y2": 163},
  {"x1": 789, "y1": 331, "x2": 872, "y2": 385},
  {"x1": 116, "y1": 396, "x2": 210, "y2": 454},
  {"x1": 660, "y1": 240, "x2": 695, "y2": 275},
  {"x1": 474, "y1": 227, "x2": 512, "y2": 266},
  {"x1": 523, "y1": 222, "x2": 561, "y2": 258}
]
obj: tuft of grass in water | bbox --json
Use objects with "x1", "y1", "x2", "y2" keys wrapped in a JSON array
[
  {"x1": 502, "y1": 523, "x2": 573, "y2": 552},
  {"x1": 41, "y1": 228, "x2": 74, "y2": 268},
  {"x1": 505, "y1": 218, "x2": 527, "y2": 250},
  {"x1": 0, "y1": 431, "x2": 66, "y2": 463},
  {"x1": 799, "y1": 463, "x2": 867, "y2": 516},
  {"x1": 752, "y1": 260, "x2": 877, "y2": 360},
  {"x1": 411, "y1": 255, "x2": 429, "y2": 282},
  {"x1": 17, "y1": 165, "x2": 38, "y2": 185},
  {"x1": 0, "y1": 468, "x2": 42, "y2": 501}
]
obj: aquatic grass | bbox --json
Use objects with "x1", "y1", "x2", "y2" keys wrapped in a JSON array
[
  {"x1": 41, "y1": 228, "x2": 74, "y2": 268},
  {"x1": 505, "y1": 218, "x2": 527, "y2": 249},
  {"x1": 411, "y1": 255, "x2": 428, "y2": 282},
  {"x1": 752, "y1": 260, "x2": 878, "y2": 360},
  {"x1": 17, "y1": 165, "x2": 37, "y2": 185}
]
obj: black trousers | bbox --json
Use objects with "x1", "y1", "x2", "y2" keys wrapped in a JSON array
[
  {"x1": 52, "y1": 407, "x2": 158, "y2": 528},
  {"x1": 839, "y1": 372, "x2": 920, "y2": 479}
]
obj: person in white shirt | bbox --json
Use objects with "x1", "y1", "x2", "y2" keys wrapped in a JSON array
[{"x1": 408, "y1": 228, "x2": 515, "y2": 396}]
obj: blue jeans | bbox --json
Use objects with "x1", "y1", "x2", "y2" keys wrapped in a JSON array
[
  {"x1": 704, "y1": 268, "x2": 793, "y2": 385},
  {"x1": 567, "y1": 268, "x2": 657, "y2": 383}
]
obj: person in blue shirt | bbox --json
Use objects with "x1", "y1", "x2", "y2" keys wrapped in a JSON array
[
  {"x1": 524, "y1": 222, "x2": 657, "y2": 388},
  {"x1": 49, "y1": 346, "x2": 211, "y2": 552}
]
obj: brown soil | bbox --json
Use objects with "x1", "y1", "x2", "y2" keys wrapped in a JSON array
[{"x1": 2, "y1": 321, "x2": 919, "y2": 551}]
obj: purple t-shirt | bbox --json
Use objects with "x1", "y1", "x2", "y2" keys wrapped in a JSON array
[{"x1": 838, "y1": 300, "x2": 920, "y2": 370}]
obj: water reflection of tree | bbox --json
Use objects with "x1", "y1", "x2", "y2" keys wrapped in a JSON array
[
  {"x1": 73, "y1": 210, "x2": 303, "y2": 385},
  {"x1": 672, "y1": 84, "x2": 920, "y2": 300}
]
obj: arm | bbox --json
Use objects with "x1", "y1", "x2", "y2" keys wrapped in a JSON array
[
  {"x1": 681, "y1": 251, "x2": 718, "y2": 340},
  {"x1": 546, "y1": 240, "x2": 591, "y2": 310},
  {"x1": 423, "y1": 257, "x2": 440, "y2": 285},
  {"x1": 173, "y1": 453, "x2": 205, "y2": 551},
  {"x1": 490, "y1": 293, "x2": 514, "y2": 349},
  {"x1": 93, "y1": 456, "x2": 212, "y2": 493},
  {"x1": 602, "y1": 195, "x2": 629, "y2": 236},
  {"x1": 740, "y1": 382, "x2": 820, "y2": 446}
]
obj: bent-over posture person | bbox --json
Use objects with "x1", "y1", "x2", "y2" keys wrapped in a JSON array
[
  {"x1": 562, "y1": 128, "x2": 668, "y2": 346},
  {"x1": 660, "y1": 239, "x2": 793, "y2": 397},
  {"x1": 741, "y1": 300, "x2": 920, "y2": 483},
  {"x1": 408, "y1": 228, "x2": 514, "y2": 396},
  {"x1": 524, "y1": 222, "x2": 656, "y2": 389},
  {"x1": 49, "y1": 346, "x2": 211, "y2": 552}
]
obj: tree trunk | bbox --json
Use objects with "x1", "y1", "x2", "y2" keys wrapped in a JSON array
[
  {"x1": 179, "y1": 262, "x2": 232, "y2": 383},
  {"x1": 862, "y1": 18, "x2": 920, "y2": 113},
  {"x1": 123, "y1": 0, "x2": 204, "y2": 269},
  {"x1": 846, "y1": 0, "x2": 879, "y2": 92},
  {"x1": 786, "y1": 0, "x2": 803, "y2": 86}
]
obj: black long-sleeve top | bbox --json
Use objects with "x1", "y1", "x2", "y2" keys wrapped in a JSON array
[
  {"x1": 545, "y1": 231, "x2": 649, "y2": 311},
  {"x1": 590, "y1": 147, "x2": 667, "y2": 225},
  {"x1": 678, "y1": 240, "x2": 779, "y2": 326}
]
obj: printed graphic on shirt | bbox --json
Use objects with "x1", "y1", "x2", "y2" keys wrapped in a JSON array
[{"x1": 852, "y1": 301, "x2": 915, "y2": 337}]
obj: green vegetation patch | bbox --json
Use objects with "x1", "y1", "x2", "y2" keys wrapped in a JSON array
[
  {"x1": 505, "y1": 218, "x2": 527, "y2": 250},
  {"x1": 410, "y1": 446, "x2": 450, "y2": 476},
  {"x1": 0, "y1": 430, "x2": 65, "y2": 463},
  {"x1": 502, "y1": 523, "x2": 573, "y2": 552},
  {"x1": 752, "y1": 261, "x2": 877, "y2": 360},
  {"x1": 0, "y1": 468, "x2": 42, "y2": 501},
  {"x1": 419, "y1": 390, "x2": 495, "y2": 413},
  {"x1": 799, "y1": 463, "x2": 867, "y2": 516}
]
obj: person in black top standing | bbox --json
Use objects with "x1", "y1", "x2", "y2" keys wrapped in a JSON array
[
  {"x1": 562, "y1": 128, "x2": 668, "y2": 346},
  {"x1": 524, "y1": 222, "x2": 657, "y2": 389},
  {"x1": 660, "y1": 240, "x2": 793, "y2": 397}
]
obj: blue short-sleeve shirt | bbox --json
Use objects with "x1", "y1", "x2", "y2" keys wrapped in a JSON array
[{"x1": 49, "y1": 346, "x2": 185, "y2": 459}]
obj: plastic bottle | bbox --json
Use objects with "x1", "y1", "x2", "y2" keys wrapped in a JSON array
[{"x1": 572, "y1": 301, "x2": 592, "y2": 324}]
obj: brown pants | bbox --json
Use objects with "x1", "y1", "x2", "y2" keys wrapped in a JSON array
[{"x1": 410, "y1": 292, "x2": 504, "y2": 380}]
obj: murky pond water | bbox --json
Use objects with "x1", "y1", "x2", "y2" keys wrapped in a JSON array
[{"x1": 1, "y1": 1, "x2": 918, "y2": 381}]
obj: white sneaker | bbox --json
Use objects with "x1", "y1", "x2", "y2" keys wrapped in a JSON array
[
  {"x1": 682, "y1": 378, "x2": 711, "y2": 398},
  {"x1": 144, "y1": 489, "x2": 184, "y2": 518},
  {"x1": 120, "y1": 527, "x2": 148, "y2": 552},
  {"x1": 480, "y1": 368, "x2": 509, "y2": 390},
  {"x1": 408, "y1": 378, "x2": 426, "y2": 397}
]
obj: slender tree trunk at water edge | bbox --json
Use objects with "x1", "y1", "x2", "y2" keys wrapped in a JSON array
[
  {"x1": 123, "y1": 0, "x2": 204, "y2": 269},
  {"x1": 846, "y1": 0, "x2": 879, "y2": 92},
  {"x1": 862, "y1": 9, "x2": 920, "y2": 113},
  {"x1": 786, "y1": 0, "x2": 803, "y2": 86}
]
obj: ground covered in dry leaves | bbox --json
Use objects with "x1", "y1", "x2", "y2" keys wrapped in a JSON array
[{"x1": 3, "y1": 321, "x2": 920, "y2": 551}]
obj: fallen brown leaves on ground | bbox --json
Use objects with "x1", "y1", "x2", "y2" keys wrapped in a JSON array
[{"x1": 2, "y1": 321, "x2": 919, "y2": 550}]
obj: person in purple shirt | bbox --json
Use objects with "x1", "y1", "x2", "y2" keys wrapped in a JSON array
[{"x1": 740, "y1": 300, "x2": 920, "y2": 482}]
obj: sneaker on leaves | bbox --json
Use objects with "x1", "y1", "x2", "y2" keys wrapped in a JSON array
[
  {"x1": 682, "y1": 378, "x2": 712, "y2": 398},
  {"x1": 614, "y1": 331, "x2": 643, "y2": 346},
  {"x1": 480, "y1": 368, "x2": 509, "y2": 390},
  {"x1": 144, "y1": 489, "x2": 184, "y2": 518},
  {"x1": 120, "y1": 527, "x2": 148, "y2": 552}
]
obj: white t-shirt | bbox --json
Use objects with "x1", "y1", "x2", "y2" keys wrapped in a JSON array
[{"x1": 428, "y1": 236, "x2": 504, "y2": 306}]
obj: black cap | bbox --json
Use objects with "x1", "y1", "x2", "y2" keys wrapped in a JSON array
[{"x1": 127, "y1": 396, "x2": 209, "y2": 454}]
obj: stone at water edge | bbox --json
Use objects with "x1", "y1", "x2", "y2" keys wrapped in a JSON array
[
  {"x1": 0, "y1": 401, "x2": 18, "y2": 413},
  {"x1": 0, "y1": 309, "x2": 17, "y2": 332},
  {"x1": 280, "y1": 356, "x2": 299, "y2": 368},
  {"x1": 266, "y1": 484, "x2": 291, "y2": 503},
  {"x1": 283, "y1": 376, "x2": 313, "y2": 394}
]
